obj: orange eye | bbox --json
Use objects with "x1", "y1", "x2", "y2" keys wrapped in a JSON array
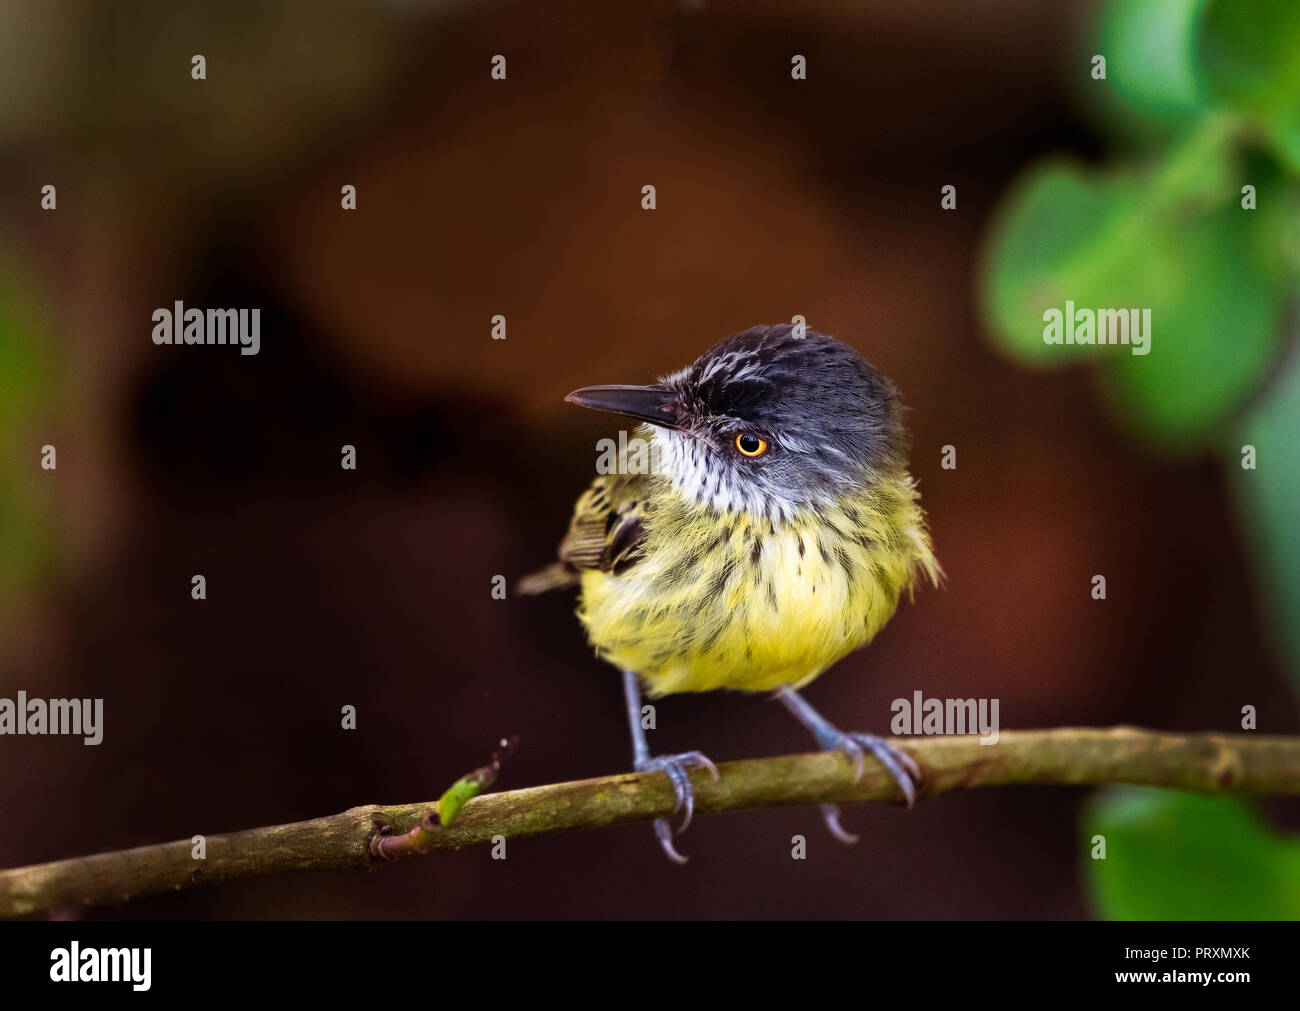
[{"x1": 735, "y1": 433, "x2": 768, "y2": 457}]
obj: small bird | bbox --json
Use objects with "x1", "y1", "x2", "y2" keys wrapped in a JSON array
[{"x1": 520, "y1": 323, "x2": 940, "y2": 861}]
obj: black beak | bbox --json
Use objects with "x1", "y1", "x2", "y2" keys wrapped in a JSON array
[{"x1": 564, "y1": 384, "x2": 685, "y2": 430}]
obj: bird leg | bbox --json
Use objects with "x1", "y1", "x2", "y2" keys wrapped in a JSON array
[
  {"x1": 776, "y1": 687, "x2": 922, "y2": 844},
  {"x1": 621, "y1": 669, "x2": 719, "y2": 864}
]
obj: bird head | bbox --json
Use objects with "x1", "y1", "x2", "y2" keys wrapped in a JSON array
[{"x1": 565, "y1": 324, "x2": 907, "y2": 521}]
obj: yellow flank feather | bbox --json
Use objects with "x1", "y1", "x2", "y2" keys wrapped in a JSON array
[{"x1": 576, "y1": 466, "x2": 940, "y2": 697}]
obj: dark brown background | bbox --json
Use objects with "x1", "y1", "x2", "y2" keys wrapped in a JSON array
[{"x1": 1, "y1": 0, "x2": 1294, "y2": 919}]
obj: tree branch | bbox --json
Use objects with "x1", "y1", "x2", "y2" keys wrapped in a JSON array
[{"x1": 3, "y1": 726, "x2": 1298, "y2": 918}]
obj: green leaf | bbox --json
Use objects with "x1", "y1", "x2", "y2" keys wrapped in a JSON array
[
  {"x1": 434, "y1": 735, "x2": 517, "y2": 828},
  {"x1": 1200, "y1": 0, "x2": 1300, "y2": 169},
  {"x1": 981, "y1": 160, "x2": 1143, "y2": 366},
  {"x1": 1085, "y1": 787, "x2": 1300, "y2": 919},
  {"x1": 980, "y1": 117, "x2": 1287, "y2": 448},
  {"x1": 1096, "y1": 196, "x2": 1286, "y2": 447},
  {"x1": 435, "y1": 773, "x2": 484, "y2": 829},
  {"x1": 1088, "y1": 0, "x2": 1211, "y2": 142},
  {"x1": 1228, "y1": 335, "x2": 1300, "y2": 691}
]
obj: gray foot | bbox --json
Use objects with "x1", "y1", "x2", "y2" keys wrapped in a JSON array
[{"x1": 634, "y1": 750, "x2": 719, "y2": 863}]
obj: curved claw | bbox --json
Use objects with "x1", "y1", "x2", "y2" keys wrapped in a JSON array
[
  {"x1": 653, "y1": 818, "x2": 689, "y2": 864},
  {"x1": 684, "y1": 750, "x2": 721, "y2": 782},
  {"x1": 661, "y1": 761, "x2": 690, "y2": 818},
  {"x1": 635, "y1": 750, "x2": 719, "y2": 845},
  {"x1": 776, "y1": 688, "x2": 923, "y2": 842},
  {"x1": 844, "y1": 733, "x2": 921, "y2": 809},
  {"x1": 877, "y1": 739, "x2": 922, "y2": 783},
  {"x1": 819, "y1": 803, "x2": 860, "y2": 845}
]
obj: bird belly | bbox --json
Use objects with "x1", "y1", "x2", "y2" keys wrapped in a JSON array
[{"x1": 577, "y1": 510, "x2": 912, "y2": 696}]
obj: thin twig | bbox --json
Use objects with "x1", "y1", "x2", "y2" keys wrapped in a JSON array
[{"x1": 2, "y1": 727, "x2": 1298, "y2": 918}]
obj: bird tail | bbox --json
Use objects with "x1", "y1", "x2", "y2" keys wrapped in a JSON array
[{"x1": 516, "y1": 562, "x2": 579, "y2": 596}]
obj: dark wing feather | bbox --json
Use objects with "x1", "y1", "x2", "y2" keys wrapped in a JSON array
[{"x1": 517, "y1": 472, "x2": 651, "y2": 594}]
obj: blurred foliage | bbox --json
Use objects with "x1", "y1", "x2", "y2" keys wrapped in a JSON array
[
  {"x1": 1085, "y1": 787, "x2": 1300, "y2": 919},
  {"x1": 983, "y1": 122, "x2": 1288, "y2": 440},
  {"x1": 1231, "y1": 345, "x2": 1300, "y2": 684},
  {"x1": 984, "y1": 0, "x2": 1300, "y2": 922},
  {"x1": 980, "y1": 0, "x2": 1300, "y2": 694},
  {"x1": 1200, "y1": 0, "x2": 1300, "y2": 171},
  {"x1": 1086, "y1": 0, "x2": 1209, "y2": 143},
  {"x1": 983, "y1": 0, "x2": 1300, "y2": 448},
  {"x1": 0, "y1": 252, "x2": 57, "y2": 623},
  {"x1": 112, "y1": 1, "x2": 401, "y2": 183}
]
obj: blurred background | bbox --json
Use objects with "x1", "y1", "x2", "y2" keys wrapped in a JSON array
[{"x1": 1, "y1": 0, "x2": 1298, "y2": 919}]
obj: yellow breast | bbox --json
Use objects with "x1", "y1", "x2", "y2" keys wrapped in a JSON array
[{"x1": 577, "y1": 475, "x2": 937, "y2": 696}]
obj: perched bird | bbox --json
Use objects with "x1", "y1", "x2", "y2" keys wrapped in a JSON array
[{"x1": 520, "y1": 323, "x2": 940, "y2": 861}]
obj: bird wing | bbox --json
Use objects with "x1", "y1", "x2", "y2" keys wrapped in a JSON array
[{"x1": 517, "y1": 471, "x2": 651, "y2": 594}]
